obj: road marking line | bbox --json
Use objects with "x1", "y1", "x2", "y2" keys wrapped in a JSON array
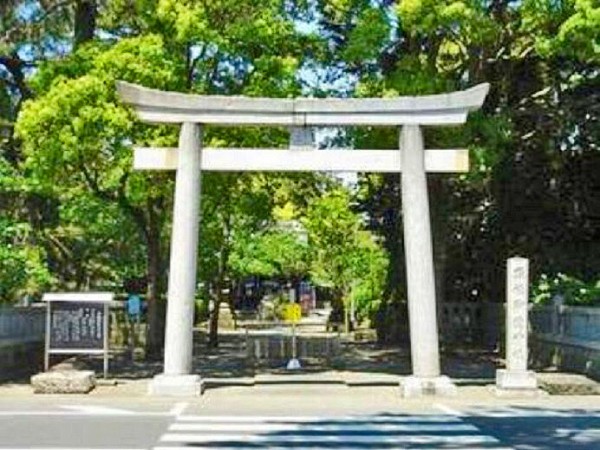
[
  {"x1": 60, "y1": 405, "x2": 135, "y2": 416},
  {"x1": 0, "y1": 411, "x2": 171, "y2": 417},
  {"x1": 177, "y1": 414, "x2": 463, "y2": 423},
  {"x1": 160, "y1": 432, "x2": 501, "y2": 444},
  {"x1": 169, "y1": 422, "x2": 480, "y2": 432},
  {"x1": 0, "y1": 448, "x2": 144, "y2": 450},
  {"x1": 433, "y1": 403, "x2": 466, "y2": 417},
  {"x1": 169, "y1": 402, "x2": 188, "y2": 416}
]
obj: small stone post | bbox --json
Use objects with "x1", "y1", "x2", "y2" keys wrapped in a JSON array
[
  {"x1": 496, "y1": 257, "x2": 538, "y2": 394},
  {"x1": 399, "y1": 125, "x2": 455, "y2": 397},
  {"x1": 149, "y1": 123, "x2": 203, "y2": 396}
]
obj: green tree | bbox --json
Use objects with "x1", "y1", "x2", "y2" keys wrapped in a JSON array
[
  {"x1": 304, "y1": 187, "x2": 387, "y2": 331},
  {"x1": 15, "y1": 0, "x2": 324, "y2": 353},
  {"x1": 17, "y1": 34, "x2": 182, "y2": 355},
  {"x1": 309, "y1": 0, "x2": 598, "y2": 342},
  {"x1": 1, "y1": 0, "x2": 103, "y2": 302},
  {"x1": 230, "y1": 229, "x2": 309, "y2": 283}
]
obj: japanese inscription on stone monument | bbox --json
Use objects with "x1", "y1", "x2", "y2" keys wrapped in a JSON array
[{"x1": 506, "y1": 257, "x2": 529, "y2": 372}]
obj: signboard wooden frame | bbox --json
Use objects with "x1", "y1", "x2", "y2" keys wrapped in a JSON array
[{"x1": 43, "y1": 292, "x2": 113, "y2": 378}]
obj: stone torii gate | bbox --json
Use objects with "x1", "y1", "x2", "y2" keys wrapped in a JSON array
[{"x1": 117, "y1": 81, "x2": 489, "y2": 397}]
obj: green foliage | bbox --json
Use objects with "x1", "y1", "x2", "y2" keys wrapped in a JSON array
[
  {"x1": 330, "y1": 0, "x2": 600, "y2": 331},
  {"x1": 343, "y1": 7, "x2": 391, "y2": 65},
  {"x1": 198, "y1": 172, "x2": 274, "y2": 284},
  {"x1": 303, "y1": 188, "x2": 360, "y2": 289},
  {"x1": 0, "y1": 220, "x2": 53, "y2": 301},
  {"x1": 1, "y1": 0, "x2": 598, "y2": 331},
  {"x1": 554, "y1": 0, "x2": 600, "y2": 63},
  {"x1": 397, "y1": 0, "x2": 500, "y2": 55},
  {"x1": 521, "y1": 0, "x2": 599, "y2": 63},
  {"x1": 17, "y1": 34, "x2": 182, "y2": 188},
  {"x1": 303, "y1": 186, "x2": 388, "y2": 319},
  {"x1": 532, "y1": 273, "x2": 600, "y2": 306},
  {"x1": 230, "y1": 229, "x2": 309, "y2": 280},
  {"x1": 194, "y1": 294, "x2": 211, "y2": 324},
  {"x1": 18, "y1": 75, "x2": 131, "y2": 183},
  {"x1": 348, "y1": 231, "x2": 388, "y2": 319}
]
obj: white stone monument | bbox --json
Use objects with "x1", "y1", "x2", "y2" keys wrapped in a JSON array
[
  {"x1": 116, "y1": 82, "x2": 489, "y2": 396},
  {"x1": 495, "y1": 257, "x2": 539, "y2": 394}
]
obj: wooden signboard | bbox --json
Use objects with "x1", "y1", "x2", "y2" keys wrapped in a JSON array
[{"x1": 43, "y1": 292, "x2": 113, "y2": 378}]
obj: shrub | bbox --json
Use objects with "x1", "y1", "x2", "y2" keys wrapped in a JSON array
[{"x1": 531, "y1": 273, "x2": 600, "y2": 306}]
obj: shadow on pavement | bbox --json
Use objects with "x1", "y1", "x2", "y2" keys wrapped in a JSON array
[{"x1": 1, "y1": 330, "x2": 575, "y2": 391}]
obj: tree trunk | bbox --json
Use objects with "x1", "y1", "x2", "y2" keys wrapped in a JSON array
[
  {"x1": 74, "y1": 0, "x2": 97, "y2": 46},
  {"x1": 344, "y1": 296, "x2": 350, "y2": 334},
  {"x1": 208, "y1": 291, "x2": 221, "y2": 348},
  {"x1": 208, "y1": 225, "x2": 230, "y2": 347},
  {"x1": 209, "y1": 266, "x2": 228, "y2": 349}
]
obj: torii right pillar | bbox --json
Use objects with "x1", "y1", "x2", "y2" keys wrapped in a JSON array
[{"x1": 400, "y1": 125, "x2": 457, "y2": 397}]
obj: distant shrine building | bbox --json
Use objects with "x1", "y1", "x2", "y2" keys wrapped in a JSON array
[{"x1": 117, "y1": 82, "x2": 489, "y2": 396}]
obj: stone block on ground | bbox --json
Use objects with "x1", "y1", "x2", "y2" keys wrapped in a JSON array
[
  {"x1": 537, "y1": 372, "x2": 600, "y2": 395},
  {"x1": 31, "y1": 370, "x2": 96, "y2": 394}
]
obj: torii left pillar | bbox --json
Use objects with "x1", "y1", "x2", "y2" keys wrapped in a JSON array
[{"x1": 149, "y1": 123, "x2": 204, "y2": 396}]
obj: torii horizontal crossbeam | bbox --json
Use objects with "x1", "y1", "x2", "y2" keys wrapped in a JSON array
[
  {"x1": 133, "y1": 147, "x2": 469, "y2": 173},
  {"x1": 116, "y1": 82, "x2": 489, "y2": 126}
]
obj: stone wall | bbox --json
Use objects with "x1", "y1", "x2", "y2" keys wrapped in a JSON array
[
  {"x1": 530, "y1": 305, "x2": 600, "y2": 381},
  {"x1": 0, "y1": 306, "x2": 46, "y2": 379},
  {"x1": 438, "y1": 302, "x2": 503, "y2": 349},
  {"x1": 437, "y1": 302, "x2": 600, "y2": 382}
]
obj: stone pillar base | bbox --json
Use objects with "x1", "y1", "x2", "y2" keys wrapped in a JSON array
[
  {"x1": 400, "y1": 375, "x2": 457, "y2": 398},
  {"x1": 148, "y1": 374, "x2": 204, "y2": 397},
  {"x1": 494, "y1": 369, "x2": 541, "y2": 396}
]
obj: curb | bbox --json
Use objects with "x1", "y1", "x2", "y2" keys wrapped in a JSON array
[{"x1": 202, "y1": 373, "x2": 402, "y2": 388}]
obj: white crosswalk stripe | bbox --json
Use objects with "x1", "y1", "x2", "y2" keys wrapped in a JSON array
[{"x1": 154, "y1": 414, "x2": 513, "y2": 449}]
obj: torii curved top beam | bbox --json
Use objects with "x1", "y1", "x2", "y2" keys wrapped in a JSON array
[{"x1": 116, "y1": 81, "x2": 489, "y2": 127}]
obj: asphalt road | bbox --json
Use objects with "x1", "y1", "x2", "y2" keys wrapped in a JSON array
[{"x1": 0, "y1": 386, "x2": 598, "y2": 449}]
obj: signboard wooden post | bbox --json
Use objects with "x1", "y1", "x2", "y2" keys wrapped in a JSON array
[{"x1": 43, "y1": 292, "x2": 114, "y2": 379}]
